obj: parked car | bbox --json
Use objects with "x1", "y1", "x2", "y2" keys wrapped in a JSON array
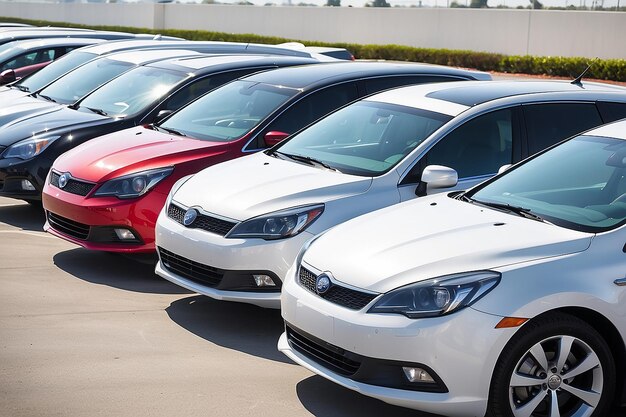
[
  {"x1": 2, "y1": 53, "x2": 321, "y2": 203},
  {"x1": 41, "y1": 62, "x2": 489, "y2": 254},
  {"x1": 278, "y1": 119, "x2": 626, "y2": 417},
  {"x1": 0, "y1": 29, "x2": 181, "y2": 46},
  {"x1": 0, "y1": 37, "x2": 105, "y2": 84},
  {"x1": 0, "y1": 23, "x2": 34, "y2": 28},
  {"x1": 154, "y1": 80, "x2": 626, "y2": 309},
  {"x1": 0, "y1": 39, "x2": 350, "y2": 100}
]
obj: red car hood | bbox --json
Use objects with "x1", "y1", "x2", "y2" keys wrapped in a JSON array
[{"x1": 53, "y1": 126, "x2": 231, "y2": 183}]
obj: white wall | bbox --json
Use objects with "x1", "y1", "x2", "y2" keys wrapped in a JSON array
[{"x1": 1, "y1": 2, "x2": 625, "y2": 59}]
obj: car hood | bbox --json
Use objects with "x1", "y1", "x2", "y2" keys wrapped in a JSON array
[
  {"x1": 303, "y1": 195, "x2": 593, "y2": 294},
  {"x1": 0, "y1": 105, "x2": 107, "y2": 147},
  {"x1": 53, "y1": 126, "x2": 231, "y2": 183},
  {"x1": 0, "y1": 95, "x2": 64, "y2": 131},
  {"x1": 173, "y1": 152, "x2": 372, "y2": 221}
]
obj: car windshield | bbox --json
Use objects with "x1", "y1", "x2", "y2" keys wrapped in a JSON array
[
  {"x1": 78, "y1": 66, "x2": 187, "y2": 117},
  {"x1": 17, "y1": 51, "x2": 96, "y2": 93},
  {"x1": 159, "y1": 80, "x2": 299, "y2": 142},
  {"x1": 274, "y1": 101, "x2": 451, "y2": 176},
  {"x1": 469, "y1": 135, "x2": 626, "y2": 232},
  {"x1": 36, "y1": 56, "x2": 134, "y2": 104},
  {"x1": 0, "y1": 41, "x2": 19, "y2": 58}
]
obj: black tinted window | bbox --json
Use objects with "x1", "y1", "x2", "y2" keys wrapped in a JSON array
[
  {"x1": 597, "y1": 101, "x2": 626, "y2": 124},
  {"x1": 425, "y1": 108, "x2": 514, "y2": 179},
  {"x1": 523, "y1": 103, "x2": 602, "y2": 156}
]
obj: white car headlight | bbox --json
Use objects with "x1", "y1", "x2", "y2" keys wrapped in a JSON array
[
  {"x1": 368, "y1": 271, "x2": 500, "y2": 318},
  {"x1": 93, "y1": 167, "x2": 173, "y2": 199},
  {"x1": 226, "y1": 204, "x2": 324, "y2": 240},
  {"x1": 2, "y1": 135, "x2": 60, "y2": 160}
]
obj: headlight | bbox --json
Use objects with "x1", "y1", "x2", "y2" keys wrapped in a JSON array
[
  {"x1": 2, "y1": 136, "x2": 60, "y2": 160},
  {"x1": 93, "y1": 167, "x2": 173, "y2": 199},
  {"x1": 226, "y1": 204, "x2": 324, "y2": 240},
  {"x1": 368, "y1": 271, "x2": 500, "y2": 318},
  {"x1": 165, "y1": 174, "x2": 194, "y2": 209}
]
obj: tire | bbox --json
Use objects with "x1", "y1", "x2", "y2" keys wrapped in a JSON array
[{"x1": 487, "y1": 312, "x2": 615, "y2": 417}]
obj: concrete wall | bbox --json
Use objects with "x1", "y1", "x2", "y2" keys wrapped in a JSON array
[{"x1": 1, "y1": 2, "x2": 625, "y2": 59}]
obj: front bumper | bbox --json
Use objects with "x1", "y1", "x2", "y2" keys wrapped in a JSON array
[
  {"x1": 279, "y1": 264, "x2": 517, "y2": 416},
  {"x1": 0, "y1": 155, "x2": 53, "y2": 201},
  {"x1": 42, "y1": 179, "x2": 165, "y2": 253},
  {"x1": 155, "y1": 206, "x2": 315, "y2": 309}
]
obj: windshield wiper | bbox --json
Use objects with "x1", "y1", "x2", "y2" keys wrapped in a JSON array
[
  {"x1": 265, "y1": 149, "x2": 290, "y2": 160},
  {"x1": 14, "y1": 84, "x2": 29, "y2": 92},
  {"x1": 155, "y1": 125, "x2": 186, "y2": 137},
  {"x1": 471, "y1": 199, "x2": 546, "y2": 223},
  {"x1": 282, "y1": 153, "x2": 338, "y2": 172},
  {"x1": 36, "y1": 93, "x2": 57, "y2": 103},
  {"x1": 85, "y1": 107, "x2": 108, "y2": 116}
]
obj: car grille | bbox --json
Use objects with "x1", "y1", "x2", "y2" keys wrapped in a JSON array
[
  {"x1": 298, "y1": 267, "x2": 378, "y2": 310},
  {"x1": 50, "y1": 172, "x2": 96, "y2": 197},
  {"x1": 158, "y1": 247, "x2": 224, "y2": 287},
  {"x1": 167, "y1": 203, "x2": 237, "y2": 237},
  {"x1": 47, "y1": 211, "x2": 90, "y2": 240},
  {"x1": 286, "y1": 325, "x2": 361, "y2": 376}
]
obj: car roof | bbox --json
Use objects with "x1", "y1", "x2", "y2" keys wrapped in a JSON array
[
  {"x1": 241, "y1": 61, "x2": 489, "y2": 89},
  {"x1": 586, "y1": 119, "x2": 626, "y2": 141},
  {"x1": 366, "y1": 80, "x2": 626, "y2": 115},
  {"x1": 102, "y1": 49, "x2": 204, "y2": 65},
  {"x1": 1, "y1": 37, "x2": 104, "y2": 51},
  {"x1": 148, "y1": 54, "x2": 317, "y2": 73}
]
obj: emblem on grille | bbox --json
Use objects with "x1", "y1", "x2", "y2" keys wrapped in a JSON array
[
  {"x1": 315, "y1": 273, "x2": 332, "y2": 295},
  {"x1": 183, "y1": 208, "x2": 198, "y2": 226},
  {"x1": 58, "y1": 173, "x2": 70, "y2": 189}
]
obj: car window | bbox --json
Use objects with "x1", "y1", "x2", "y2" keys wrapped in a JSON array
[
  {"x1": 17, "y1": 51, "x2": 95, "y2": 93},
  {"x1": 158, "y1": 80, "x2": 298, "y2": 142},
  {"x1": 470, "y1": 135, "x2": 626, "y2": 232},
  {"x1": 274, "y1": 101, "x2": 451, "y2": 176},
  {"x1": 39, "y1": 57, "x2": 135, "y2": 104},
  {"x1": 597, "y1": 101, "x2": 626, "y2": 124},
  {"x1": 162, "y1": 69, "x2": 266, "y2": 112},
  {"x1": 523, "y1": 103, "x2": 602, "y2": 155},
  {"x1": 78, "y1": 66, "x2": 187, "y2": 117},
  {"x1": 425, "y1": 108, "x2": 514, "y2": 179},
  {"x1": 1, "y1": 49, "x2": 53, "y2": 71},
  {"x1": 249, "y1": 82, "x2": 359, "y2": 150}
]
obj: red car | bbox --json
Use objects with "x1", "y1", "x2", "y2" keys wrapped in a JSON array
[{"x1": 42, "y1": 61, "x2": 491, "y2": 253}]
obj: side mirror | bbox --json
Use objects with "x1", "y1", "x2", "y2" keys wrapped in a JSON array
[
  {"x1": 498, "y1": 164, "x2": 512, "y2": 175},
  {"x1": 0, "y1": 69, "x2": 16, "y2": 85},
  {"x1": 264, "y1": 131, "x2": 290, "y2": 147},
  {"x1": 154, "y1": 109, "x2": 173, "y2": 123},
  {"x1": 420, "y1": 165, "x2": 458, "y2": 190}
]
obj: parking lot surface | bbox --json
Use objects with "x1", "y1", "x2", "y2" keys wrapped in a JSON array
[
  {"x1": 0, "y1": 197, "x2": 440, "y2": 417},
  {"x1": 0, "y1": 196, "x2": 622, "y2": 417}
]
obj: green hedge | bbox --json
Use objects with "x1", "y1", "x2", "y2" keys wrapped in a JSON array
[{"x1": 4, "y1": 17, "x2": 625, "y2": 81}]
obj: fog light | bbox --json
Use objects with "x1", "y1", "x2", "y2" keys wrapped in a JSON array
[
  {"x1": 114, "y1": 228, "x2": 137, "y2": 241},
  {"x1": 403, "y1": 367, "x2": 435, "y2": 383},
  {"x1": 253, "y1": 274, "x2": 276, "y2": 287},
  {"x1": 21, "y1": 180, "x2": 36, "y2": 191}
]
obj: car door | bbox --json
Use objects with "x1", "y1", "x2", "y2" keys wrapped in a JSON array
[{"x1": 397, "y1": 107, "x2": 521, "y2": 201}]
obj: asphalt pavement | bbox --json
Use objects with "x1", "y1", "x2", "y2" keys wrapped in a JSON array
[{"x1": 0, "y1": 196, "x2": 622, "y2": 417}]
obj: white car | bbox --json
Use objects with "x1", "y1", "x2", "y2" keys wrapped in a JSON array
[
  {"x1": 155, "y1": 80, "x2": 626, "y2": 308},
  {"x1": 278, "y1": 120, "x2": 626, "y2": 417}
]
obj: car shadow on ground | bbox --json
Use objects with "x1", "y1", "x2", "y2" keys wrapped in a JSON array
[
  {"x1": 53, "y1": 248, "x2": 192, "y2": 295},
  {"x1": 0, "y1": 201, "x2": 45, "y2": 231},
  {"x1": 296, "y1": 375, "x2": 441, "y2": 417},
  {"x1": 166, "y1": 295, "x2": 290, "y2": 364}
]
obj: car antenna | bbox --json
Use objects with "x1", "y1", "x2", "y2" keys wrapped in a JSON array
[
  {"x1": 152, "y1": 34, "x2": 162, "y2": 41},
  {"x1": 571, "y1": 60, "x2": 594, "y2": 86}
]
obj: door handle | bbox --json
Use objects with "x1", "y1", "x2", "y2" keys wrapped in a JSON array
[{"x1": 615, "y1": 278, "x2": 626, "y2": 286}]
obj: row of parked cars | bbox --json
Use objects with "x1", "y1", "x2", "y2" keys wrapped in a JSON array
[{"x1": 1, "y1": 22, "x2": 624, "y2": 417}]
